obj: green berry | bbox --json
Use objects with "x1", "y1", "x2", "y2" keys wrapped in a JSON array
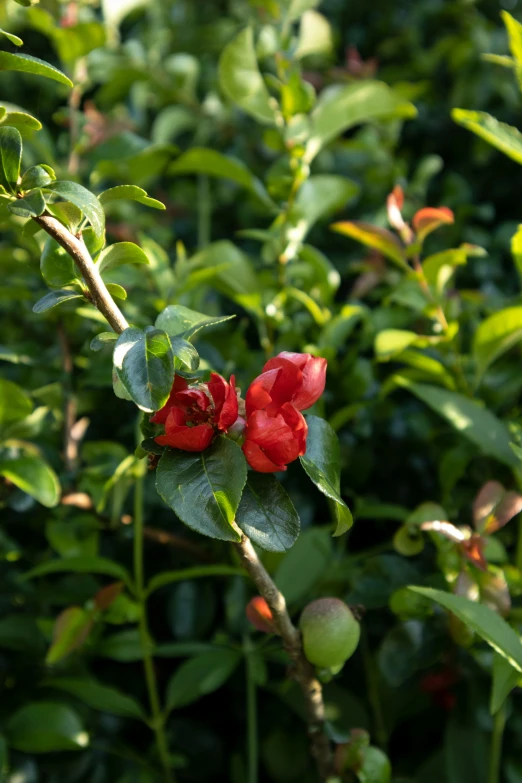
[{"x1": 299, "y1": 598, "x2": 360, "y2": 668}]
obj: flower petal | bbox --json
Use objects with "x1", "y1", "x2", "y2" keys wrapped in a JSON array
[{"x1": 242, "y1": 440, "x2": 285, "y2": 472}]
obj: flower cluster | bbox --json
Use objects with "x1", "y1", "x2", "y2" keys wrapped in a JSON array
[{"x1": 151, "y1": 352, "x2": 327, "y2": 473}]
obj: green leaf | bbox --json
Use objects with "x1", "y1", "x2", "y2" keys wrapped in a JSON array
[
  {"x1": 5, "y1": 702, "x2": 87, "y2": 753},
  {"x1": 40, "y1": 236, "x2": 79, "y2": 287},
  {"x1": 409, "y1": 587, "x2": 522, "y2": 672},
  {"x1": 293, "y1": 175, "x2": 360, "y2": 241},
  {"x1": 168, "y1": 148, "x2": 276, "y2": 210},
  {"x1": 113, "y1": 327, "x2": 174, "y2": 413},
  {"x1": 0, "y1": 378, "x2": 33, "y2": 429},
  {"x1": 45, "y1": 181, "x2": 105, "y2": 237},
  {"x1": 187, "y1": 240, "x2": 258, "y2": 298},
  {"x1": 0, "y1": 126, "x2": 22, "y2": 191},
  {"x1": 300, "y1": 415, "x2": 353, "y2": 536},
  {"x1": 375, "y1": 329, "x2": 422, "y2": 361},
  {"x1": 45, "y1": 607, "x2": 93, "y2": 664},
  {"x1": 452, "y1": 109, "x2": 522, "y2": 165},
  {"x1": 473, "y1": 306, "x2": 522, "y2": 378},
  {"x1": 306, "y1": 81, "x2": 417, "y2": 161},
  {"x1": 218, "y1": 27, "x2": 277, "y2": 125},
  {"x1": 0, "y1": 455, "x2": 60, "y2": 507},
  {"x1": 491, "y1": 652, "x2": 520, "y2": 714},
  {"x1": 401, "y1": 381, "x2": 517, "y2": 468},
  {"x1": 99, "y1": 184, "x2": 165, "y2": 210},
  {"x1": 284, "y1": 0, "x2": 320, "y2": 20},
  {"x1": 105, "y1": 283, "x2": 127, "y2": 300},
  {"x1": 274, "y1": 527, "x2": 333, "y2": 603},
  {"x1": 502, "y1": 11, "x2": 522, "y2": 64},
  {"x1": 43, "y1": 678, "x2": 145, "y2": 719},
  {"x1": 170, "y1": 335, "x2": 199, "y2": 370},
  {"x1": 359, "y1": 746, "x2": 392, "y2": 783},
  {"x1": 0, "y1": 28, "x2": 23, "y2": 46},
  {"x1": 235, "y1": 473, "x2": 300, "y2": 552},
  {"x1": 0, "y1": 52, "x2": 72, "y2": 88},
  {"x1": 0, "y1": 615, "x2": 45, "y2": 653},
  {"x1": 96, "y1": 241, "x2": 150, "y2": 274},
  {"x1": 33, "y1": 289, "x2": 83, "y2": 313},
  {"x1": 331, "y1": 221, "x2": 408, "y2": 269},
  {"x1": 0, "y1": 109, "x2": 42, "y2": 133},
  {"x1": 90, "y1": 331, "x2": 118, "y2": 351},
  {"x1": 156, "y1": 437, "x2": 247, "y2": 542},
  {"x1": 156, "y1": 304, "x2": 234, "y2": 340},
  {"x1": 166, "y1": 649, "x2": 241, "y2": 710},
  {"x1": 94, "y1": 629, "x2": 144, "y2": 662},
  {"x1": 8, "y1": 188, "x2": 45, "y2": 218},
  {"x1": 21, "y1": 556, "x2": 132, "y2": 587},
  {"x1": 146, "y1": 565, "x2": 246, "y2": 597}
]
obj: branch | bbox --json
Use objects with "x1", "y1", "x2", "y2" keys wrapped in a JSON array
[
  {"x1": 234, "y1": 534, "x2": 333, "y2": 780},
  {"x1": 33, "y1": 215, "x2": 129, "y2": 334}
]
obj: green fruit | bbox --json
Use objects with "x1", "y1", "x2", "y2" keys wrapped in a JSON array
[{"x1": 299, "y1": 598, "x2": 360, "y2": 668}]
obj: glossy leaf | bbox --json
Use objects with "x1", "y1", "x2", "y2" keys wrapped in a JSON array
[
  {"x1": 6, "y1": 703, "x2": 87, "y2": 753},
  {"x1": 410, "y1": 587, "x2": 522, "y2": 671},
  {"x1": 99, "y1": 184, "x2": 165, "y2": 209},
  {"x1": 0, "y1": 52, "x2": 73, "y2": 88},
  {"x1": 45, "y1": 181, "x2": 105, "y2": 237},
  {"x1": 156, "y1": 437, "x2": 247, "y2": 542},
  {"x1": 452, "y1": 109, "x2": 522, "y2": 164},
  {"x1": 306, "y1": 81, "x2": 416, "y2": 160},
  {"x1": 331, "y1": 221, "x2": 408, "y2": 268},
  {"x1": 0, "y1": 126, "x2": 22, "y2": 191},
  {"x1": 473, "y1": 306, "x2": 522, "y2": 378},
  {"x1": 44, "y1": 677, "x2": 145, "y2": 719},
  {"x1": 0, "y1": 28, "x2": 23, "y2": 46},
  {"x1": 402, "y1": 381, "x2": 517, "y2": 467},
  {"x1": 0, "y1": 455, "x2": 60, "y2": 507},
  {"x1": 32, "y1": 290, "x2": 83, "y2": 314},
  {"x1": 90, "y1": 331, "x2": 118, "y2": 351},
  {"x1": 8, "y1": 188, "x2": 45, "y2": 218},
  {"x1": 218, "y1": 27, "x2": 277, "y2": 124},
  {"x1": 166, "y1": 649, "x2": 241, "y2": 710},
  {"x1": 113, "y1": 327, "x2": 174, "y2": 412},
  {"x1": 375, "y1": 329, "x2": 420, "y2": 361},
  {"x1": 41, "y1": 236, "x2": 79, "y2": 287},
  {"x1": 97, "y1": 242, "x2": 150, "y2": 274},
  {"x1": 169, "y1": 148, "x2": 276, "y2": 210},
  {"x1": 236, "y1": 473, "x2": 300, "y2": 552},
  {"x1": 300, "y1": 415, "x2": 353, "y2": 536},
  {"x1": 156, "y1": 304, "x2": 234, "y2": 340}
]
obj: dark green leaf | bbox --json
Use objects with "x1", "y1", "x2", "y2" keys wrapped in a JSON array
[
  {"x1": 90, "y1": 332, "x2": 118, "y2": 351},
  {"x1": 0, "y1": 615, "x2": 45, "y2": 653},
  {"x1": 8, "y1": 188, "x2": 45, "y2": 218},
  {"x1": 5, "y1": 703, "x2": 87, "y2": 753},
  {"x1": 401, "y1": 381, "x2": 517, "y2": 467},
  {"x1": 166, "y1": 649, "x2": 241, "y2": 710},
  {"x1": 41, "y1": 236, "x2": 79, "y2": 287},
  {"x1": 300, "y1": 415, "x2": 353, "y2": 536},
  {"x1": 94, "y1": 629, "x2": 144, "y2": 662},
  {"x1": 21, "y1": 556, "x2": 133, "y2": 587},
  {"x1": 218, "y1": 27, "x2": 276, "y2": 124},
  {"x1": 236, "y1": 473, "x2": 300, "y2": 552},
  {"x1": 113, "y1": 327, "x2": 174, "y2": 412},
  {"x1": 20, "y1": 164, "x2": 55, "y2": 189},
  {"x1": 0, "y1": 455, "x2": 60, "y2": 507},
  {"x1": 45, "y1": 181, "x2": 105, "y2": 237},
  {"x1": 99, "y1": 184, "x2": 165, "y2": 209},
  {"x1": 156, "y1": 437, "x2": 247, "y2": 542},
  {"x1": 33, "y1": 290, "x2": 83, "y2": 313},
  {"x1": 96, "y1": 241, "x2": 149, "y2": 274},
  {"x1": 170, "y1": 335, "x2": 199, "y2": 370},
  {"x1": 43, "y1": 678, "x2": 145, "y2": 719},
  {"x1": 491, "y1": 653, "x2": 520, "y2": 714},
  {"x1": 410, "y1": 587, "x2": 522, "y2": 671},
  {"x1": 0, "y1": 126, "x2": 22, "y2": 190},
  {"x1": 274, "y1": 527, "x2": 333, "y2": 603},
  {"x1": 156, "y1": 304, "x2": 234, "y2": 340},
  {"x1": 0, "y1": 378, "x2": 33, "y2": 429},
  {"x1": 0, "y1": 52, "x2": 72, "y2": 88},
  {"x1": 146, "y1": 565, "x2": 246, "y2": 597}
]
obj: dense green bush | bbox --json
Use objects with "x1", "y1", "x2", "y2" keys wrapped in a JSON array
[{"x1": 2, "y1": 1, "x2": 522, "y2": 782}]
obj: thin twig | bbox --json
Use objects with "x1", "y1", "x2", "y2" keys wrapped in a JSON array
[
  {"x1": 33, "y1": 215, "x2": 129, "y2": 334},
  {"x1": 234, "y1": 535, "x2": 333, "y2": 780},
  {"x1": 143, "y1": 527, "x2": 214, "y2": 563}
]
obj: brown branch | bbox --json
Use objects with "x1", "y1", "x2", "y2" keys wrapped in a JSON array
[
  {"x1": 234, "y1": 534, "x2": 333, "y2": 780},
  {"x1": 33, "y1": 214, "x2": 129, "y2": 334}
]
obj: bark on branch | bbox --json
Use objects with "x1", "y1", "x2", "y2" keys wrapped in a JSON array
[
  {"x1": 234, "y1": 534, "x2": 334, "y2": 780},
  {"x1": 34, "y1": 214, "x2": 129, "y2": 334}
]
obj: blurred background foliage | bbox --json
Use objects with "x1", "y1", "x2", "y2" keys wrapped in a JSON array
[{"x1": 2, "y1": 0, "x2": 522, "y2": 781}]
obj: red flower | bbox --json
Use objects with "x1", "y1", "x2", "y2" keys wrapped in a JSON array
[
  {"x1": 243, "y1": 402, "x2": 308, "y2": 473},
  {"x1": 152, "y1": 373, "x2": 238, "y2": 452},
  {"x1": 246, "y1": 352, "x2": 327, "y2": 416}
]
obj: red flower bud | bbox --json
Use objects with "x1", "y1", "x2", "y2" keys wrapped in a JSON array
[
  {"x1": 246, "y1": 596, "x2": 277, "y2": 634},
  {"x1": 243, "y1": 403, "x2": 308, "y2": 473},
  {"x1": 152, "y1": 373, "x2": 238, "y2": 452}
]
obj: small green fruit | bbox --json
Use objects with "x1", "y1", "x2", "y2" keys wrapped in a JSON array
[{"x1": 299, "y1": 598, "x2": 360, "y2": 668}]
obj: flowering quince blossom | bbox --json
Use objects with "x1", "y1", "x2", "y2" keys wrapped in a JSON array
[
  {"x1": 152, "y1": 373, "x2": 238, "y2": 452},
  {"x1": 242, "y1": 352, "x2": 327, "y2": 473}
]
